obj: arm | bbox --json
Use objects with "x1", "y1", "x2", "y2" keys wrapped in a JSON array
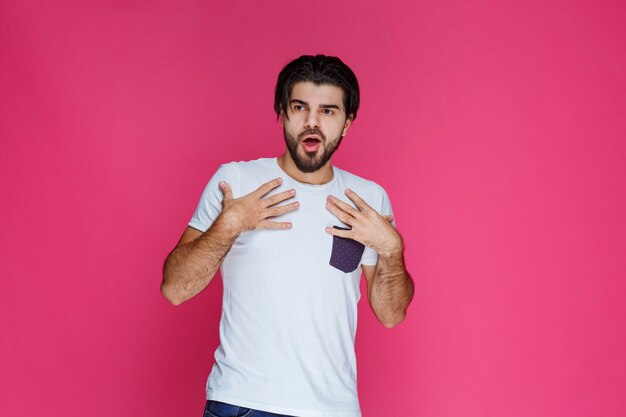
[
  {"x1": 362, "y1": 240, "x2": 414, "y2": 328},
  {"x1": 161, "y1": 177, "x2": 298, "y2": 305},
  {"x1": 326, "y1": 189, "x2": 414, "y2": 328},
  {"x1": 161, "y1": 217, "x2": 239, "y2": 305}
]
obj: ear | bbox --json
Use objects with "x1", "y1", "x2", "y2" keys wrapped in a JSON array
[{"x1": 341, "y1": 115, "x2": 353, "y2": 137}]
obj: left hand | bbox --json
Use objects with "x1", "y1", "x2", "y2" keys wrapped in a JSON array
[{"x1": 325, "y1": 188, "x2": 402, "y2": 257}]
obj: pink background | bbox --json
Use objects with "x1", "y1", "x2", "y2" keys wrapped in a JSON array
[{"x1": 2, "y1": 0, "x2": 625, "y2": 416}]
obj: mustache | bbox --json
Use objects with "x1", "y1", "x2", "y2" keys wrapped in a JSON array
[{"x1": 298, "y1": 129, "x2": 326, "y2": 141}]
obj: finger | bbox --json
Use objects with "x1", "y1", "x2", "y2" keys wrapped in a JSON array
[
  {"x1": 219, "y1": 181, "x2": 233, "y2": 201},
  {"x1": 324, "y1": 226, "x2": 352, "y2": 238},
  {"x1": 344, "y1": 188, "x2": 372, "y2": 212},
  {"x1": 259, "y1": 220, "x2": 292, "y2": 230},
  {"x1": 325, "y1": 200, "x2": 354, "y2": 225},
  {"x1": 253, "y1": 177, "x2": 283, "y2": 198},
  {"x1": 263, "y1": 188, "x2": 296, "y2": 207},
  {"x1": 383, "y1": 214, "x2": 394, "y2": 222},
  {"x1": 327, "y1": 195, "x2": 360, "y2": 217},
  {"x1": 266, "y1": 201, "x2": 300, "y2": 217}
]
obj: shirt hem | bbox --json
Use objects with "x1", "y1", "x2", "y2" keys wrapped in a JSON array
[
  {"x1": 207, "y1": 391, "x2": 362, "y2": 417},
  {"x1": 188, "y1": 220, "x2": 208, "y2": 232}
]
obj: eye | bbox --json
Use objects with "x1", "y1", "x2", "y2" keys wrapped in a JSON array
[
  {"x1": 293, "y1": 105, "x2": 306, "y2": 111},
  {"x1": 322, "y1": 108, "x2": 334, "y2": 115}
]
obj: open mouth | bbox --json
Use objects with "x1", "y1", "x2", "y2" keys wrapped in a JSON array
[{"x1": 302, "y1": 136, "x2": 321, "y2": 152}]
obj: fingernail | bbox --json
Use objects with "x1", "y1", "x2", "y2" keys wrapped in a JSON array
[
  {"x1": 277, "y1": 177, "x2": 283, "y2": 183},
  {"x1": 346, "y1": 188, "x2": 352, "y2": 194},
  {"x1": 219, "y1": 181, "x2": 225, "y2": 188}
]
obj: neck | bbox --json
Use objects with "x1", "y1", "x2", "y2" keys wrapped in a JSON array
[{"x1": 276, "y1": 152, "x2": 334, "y2": 185}]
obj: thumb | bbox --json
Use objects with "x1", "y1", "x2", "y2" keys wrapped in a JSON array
[{"x1": 218, "y1": 181, "x2": 233, "y2": 201}]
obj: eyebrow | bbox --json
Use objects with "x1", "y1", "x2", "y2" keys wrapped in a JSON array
[{"x1": 289, "y1": 99, "x2": 341, "y2": 110}]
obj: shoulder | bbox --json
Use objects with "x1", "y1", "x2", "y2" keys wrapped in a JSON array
[
  {"x1": 228, "y1": 157, "x2": 276, "y2": 174},
  {"x1": 333, "y1": 166, "x2": 390, "y2": 211},
  {"x1": 335, "y1": 166, "x2": 387, "y2": 197},
  {"x1": 219, "y1": 157, "x2": 280, "y2": 197},
  {"x1": 212, "y1": 157, "x2": 274, "y2": 181},
  {"x1": 230, "y1": 156, "x2": 276, "y2": 180}
]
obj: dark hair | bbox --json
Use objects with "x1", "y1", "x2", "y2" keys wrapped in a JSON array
[{"x1": 274, "y1": 54, "x2": 360, "y2": 121}]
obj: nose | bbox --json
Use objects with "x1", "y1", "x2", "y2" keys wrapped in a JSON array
[{"x1": 304, "y1": 109, "x2": 320, "y2": 130}]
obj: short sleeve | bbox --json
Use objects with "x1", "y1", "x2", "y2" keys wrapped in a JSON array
[
  {"x1": 360, "y1": 185, "x2": 396, "y2": 266},
  {"x1": 188, "y1": 162, "x2": 238, "y2": 233}
]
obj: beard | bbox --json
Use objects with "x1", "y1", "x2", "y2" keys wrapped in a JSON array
[{"x1": 283, "y1": 127, "x2": 344, "y2": 173}]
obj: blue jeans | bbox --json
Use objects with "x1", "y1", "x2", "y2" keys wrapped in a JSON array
[{"x1": 203, "y1": 400, "x2": 294, "y2": 417}]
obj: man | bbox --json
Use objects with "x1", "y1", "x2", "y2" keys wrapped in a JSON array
[{"x1": 161, "y1": 55, "x2": 414, "y2": 417}]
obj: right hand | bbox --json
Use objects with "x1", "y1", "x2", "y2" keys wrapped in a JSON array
[{"x1": 217, "y1": 177, "x2": 299, "y2": 235}]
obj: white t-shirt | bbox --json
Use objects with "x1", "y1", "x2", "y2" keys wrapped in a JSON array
[{"x1": 188, "y1": 157, "x2": 395, "y2": 417}]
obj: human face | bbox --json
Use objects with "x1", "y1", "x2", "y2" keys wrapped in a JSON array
[{"x1": 280, "y1": 81, "x2": 352, "y2": 173}]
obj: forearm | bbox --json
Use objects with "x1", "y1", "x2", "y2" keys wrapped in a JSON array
[
  {"x1": 161, "y1": 215, "x2": 239, "y2": 305},
  {"x1": 370, "y1": 242, "x2": 414, "y2": 328}
]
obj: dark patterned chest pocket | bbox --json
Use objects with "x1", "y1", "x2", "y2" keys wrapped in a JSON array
[{"x1": 329, "y1": 226, "x2": 366, "y2": 273}]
